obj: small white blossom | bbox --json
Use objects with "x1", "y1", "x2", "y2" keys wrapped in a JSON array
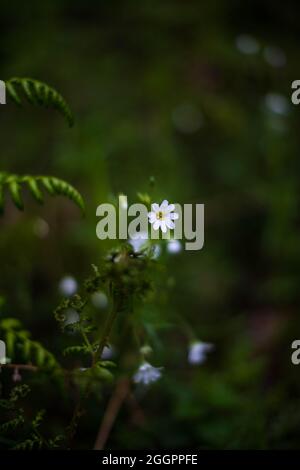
[
  {"x1": 140, "y1": 345, "x2": 153, "y2": 357},
  {"x1": 59, "y1": 276, "x2": 78, "y2": 297},
  {"x1": 133, "y1": 361, "x2": 163, "y2": 385},
  {"x1": 167, "y1": 239, "x2": 182, "y2": 254},
  {"x1": 91, "y1": 292, "x2": 108, "y2": 309},
  {"x1": 188, "y1": 341, "x2": 214, "y2": 365},
  {"x1": 64, "y1": 308, "x2": 80, "y2": 326},
  {"x1": 101, "y1": 345, "x2": 115, "y2": 360},
  {"x1": 265, "y1": 93, "x2": 289, "y2": 116},
  {"x1": 148, "y1": 200, "x2": 179, "y2": 233}
]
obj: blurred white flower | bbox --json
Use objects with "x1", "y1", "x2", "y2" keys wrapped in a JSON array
[
  {"x1": 167, "y1": 239, "x2": 182, "y2": 254},
  {"x1": 264, "y1": 46, "x2": 286, "y2": 68},
  {"x1": 148, "y1": 200, "x2": 179, "y2": 233},
  {"x1": 133, "y1": 361, "x2": 163, "y2": 385},
  {"x1": 265, "y1": 93, "x2": 289, "y2": 116},
  {"x1": 236, "y1": 34, "x2": 259, "y2": 54},
  {"x1": 128, "y1": 231, "x2": 149, "y2": 252},
  {"x1": 140, "y1": 344, "x2": 153, "y2": 357},
  {"x1": 101, "y1": 345, "x2": 115, "y2": 360},
  {"x1": 91, "y1": 292, "x2": 108, "y2": 309},
  {"x1": 188, "y1": 341, "x2": 214, "y2": 365},
  {"x1": 59, "y1": 276, "x2": 78, "y2": 297}
]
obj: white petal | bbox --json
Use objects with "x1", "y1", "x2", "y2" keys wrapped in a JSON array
[
  {"x1": 161, "y1": 221, "x2": 167, "y2": 233},
  {"x1": 152, "y1": 244, "x2": 161, "y2": 259},
  {"x1": 153, "y1": 220, "x2": 161, "y2": 231},
  {"x1": 166, "y1": 219, "x2": 175, "y2": 229},
  {"x1": 170, "y1": 212, "x2": 179, "y2": 220},
  {"x1": 151, "y1": 203, "x2": 160, "y2": 212},
  {"x1": 167, "y1": 239, "x2": 182, "y2": 253},
  {"x1": 160, "y1": 200, "x2": 169, "y2": 209},
  {"x1": 148, "y1": 212, "x2": 157, "y2": 223},
  {"x1": 166, "y1": 203, "x2": 175, "y2": 212}
]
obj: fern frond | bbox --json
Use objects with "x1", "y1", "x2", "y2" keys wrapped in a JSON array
[
  {"x1": 32, "y1": 409, "x2": 45, "y2": 429},
  {"x1": 14, "y1": 435, "x2": 41, "y2": 450},
  {"x1": 0, "y1": 173, "x2": 85, "y2": 214},
  {"x1": 6, "y1": 77, "x2": 74, "y2": 126},
  {"x1": 0, "y1": 413, "x2": 25, "y2": 432},
  {"x1": 63, "y1": 345, "x2": 90, "y2": 356},
  {"x1": 0, "y1": 385, "x2": 30, "y2": 410}
]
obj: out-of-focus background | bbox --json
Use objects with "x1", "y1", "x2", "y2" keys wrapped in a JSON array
[{"x1": 1, "y1": 0, "x2": 300, "y2": 449}]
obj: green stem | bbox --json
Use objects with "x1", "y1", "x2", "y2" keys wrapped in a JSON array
[
  {"x1": 93, "y1": 300, "x2": 119, "y2": 365},
  {"x1": 68, "y1": 297, "x2": 120, "y2": 447},
  {"x1": 81, "y1": 328, "x2": 93, "y2": 354}
]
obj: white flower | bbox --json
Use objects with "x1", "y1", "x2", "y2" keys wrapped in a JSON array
[
  {"x1": 91, "y1": 292, "x2": 108, "y2": 309},
  {"x1": 59, "y1": 276, "x2": 78, "y2": 297},
  {"x1": 128, "y1": 231, "x2": 149, "y2": 252},
  {"x1": 133, "y1": 361, "x2": 163, "y2": 385},
  {"x1": 167, "y1": 239, "x2": 182, "y2": 254},
  {"x1": 151, "y1": 244, "x2": 161, "y2": 259},
  {"x1": 64, "y1": 308, "x2": 80, "y2": 326},
  {"x1": 148, "y1": 200, "x2": 179, "y2": 233},
  {"x1": 188, "y1": 341, "x2": 214, "y2": 365}
]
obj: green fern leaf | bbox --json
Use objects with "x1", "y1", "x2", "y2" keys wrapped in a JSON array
[
  {"x1": 40, "y1": 176, "x2": 85, "y2": 212},
  {"x1": 8, "y1": 179, "x2": 24, "y2": 210},
  {"x1": 0, "y1": 172, "x2": 84, "y2": 214},
  {"x1": 24, "y1": 176, "x2": 44, "y2": 204},
  {"x1": 0, "y1": 319, "x2": 61, "y2": 371}
]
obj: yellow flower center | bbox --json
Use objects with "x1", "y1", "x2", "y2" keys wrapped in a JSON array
[{"x1": 156, "y1": 211, "x2": 164, "y2": 220}]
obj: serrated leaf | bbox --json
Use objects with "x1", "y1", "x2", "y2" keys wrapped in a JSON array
[
  {"x1": 0, "y1": 172, "x2": 85, "y2": 214},
  {"x1": 25, "y1": 177, "x2": 44, "y2": 204},
  {"x1": 6, "y1": 77, "x2": 74, "y2": 126}
]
